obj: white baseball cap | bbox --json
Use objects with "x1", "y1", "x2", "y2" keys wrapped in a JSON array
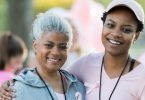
[{"x1": 106, "y1": 0, "x2": 144, "y2": 24}]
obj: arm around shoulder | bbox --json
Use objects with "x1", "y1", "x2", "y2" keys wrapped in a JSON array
[{"x1": 12, "y1": 81, "x2": 25, "y2": 100}]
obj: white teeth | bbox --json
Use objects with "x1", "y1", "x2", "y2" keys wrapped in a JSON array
[
  {"x1": 109, "y1": 39, "x2": 121, "y2": 45},
  {"x1": 49, "y1": 58, "x2": 59, "y2": 62}
]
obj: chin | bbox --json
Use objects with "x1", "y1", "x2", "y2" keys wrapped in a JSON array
[
  {"x1": 46, "y1": 65, "x2": 61, "y2": 71},
  {"x1": 106, "y1": 49, "x2": 124, "y2": 57}
]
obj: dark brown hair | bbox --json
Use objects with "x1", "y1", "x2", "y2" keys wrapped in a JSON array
[{"x1": 0, "y1": 32, "x2": 27, "y2": 70}]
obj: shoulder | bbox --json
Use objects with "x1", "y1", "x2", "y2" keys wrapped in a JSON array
[
  {"x1": 12, "y1": 81, "x2": 26, "y2": 100},
  {"x1": 137, "y1": 64, "x2": 145, "y2": 79},
  {"x1": 65, "y1": 52, "x2": 104, "y2": 81},
  {"x1": 72, "y1": 52, "x2": 104, "y2": 71},
  {"x1": 60, "y1": 70, "x2": 86, "y2": 96},
  {"x1": 68, "y1": 52, "x2": 104, "y2": 69},
  {"x1": 78, "y1": 52, "x2": 103, "y2": 62},
  {"x1": 60, "y1": 70, "x2": 85, "y2": 87},
  {"x1": 60, "y1": 70, "x2": 81, "y2": 82},
  {"x1": 128, "y1": 64, "x2": 145, "y2": 88}
]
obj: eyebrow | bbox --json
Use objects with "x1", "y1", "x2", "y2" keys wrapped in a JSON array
[
  {"x1": 107, "y1": 19, "x2": 134, "y2": 27},
  {"x1": 106, "y1": 19, "x2": 114, "y2": 22},
  {"x1": 123, "y1": 25, "x2": 134, "y2": 27},
  {"x1": 44, "y1": 41, "x2": 68, "y2": 45},
  {"x1": 43, "y1": 41, "x2": 53, "y2": 44}
]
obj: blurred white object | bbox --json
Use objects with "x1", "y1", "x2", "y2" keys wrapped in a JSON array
[{"x1": 70, "y1": 0, "x2": 105, "y2": 54}]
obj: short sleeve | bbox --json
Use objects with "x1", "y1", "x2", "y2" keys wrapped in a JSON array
[{"x1": 65, "y1": 54, "x2": 90, "y2": 82}]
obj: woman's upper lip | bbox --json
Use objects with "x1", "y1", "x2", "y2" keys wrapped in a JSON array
[{"x1": 47, "y1": 57, "x2": 62, "y2": 61}]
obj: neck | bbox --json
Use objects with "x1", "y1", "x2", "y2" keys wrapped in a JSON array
[
  {"x1": 104, "y1": 53, "x2": 129, "y2": 69},
  {"x1": 37, "y1": 67, "x2": 60, "y2": 82},
  {"x1": 103, "y1": 53, "x2": 130, "y2": 79},
  {"x1": 36, "y1": 67, "x2": 66, "y2": 94},
  {"x1": 4, "y1": 65, "x2": 15, "y2": 73}
]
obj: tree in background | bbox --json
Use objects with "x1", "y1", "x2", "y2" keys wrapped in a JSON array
[{"x1": 7, "y1": 0, "x2": 32, "y2": 51}]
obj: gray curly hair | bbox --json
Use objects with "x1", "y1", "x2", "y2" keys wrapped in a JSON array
[{"x1": 32, "y1": 11, "x2": 73, "y2": 44}]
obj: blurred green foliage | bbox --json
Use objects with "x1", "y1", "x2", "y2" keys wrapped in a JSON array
[
  {"x1": 0, "y1": 0, "x2": 7, "y2": 33},
  {"x1": 33, "y1": 0, "x2": 74, "y2": 15}
]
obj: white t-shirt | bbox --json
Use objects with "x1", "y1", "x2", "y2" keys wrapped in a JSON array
[
  {"x1": 67, "y1": 52, "x2": 145, "y2": 100},
  {"x1": 55, "y1": 92, "x2": 65, "y2": 100}
]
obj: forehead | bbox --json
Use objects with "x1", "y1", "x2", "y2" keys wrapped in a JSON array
[
  {"x1": 107, "y1": 6, "x2": 138, "y2": 22},
  {"x1": 40, "y1": 32, "x2": 69, "y2": 42},
  {"x1": 106, "y1": 8, "x2": 138, "y2": 25}
]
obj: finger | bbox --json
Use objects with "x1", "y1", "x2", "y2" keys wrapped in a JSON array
[
  {"x1": 0, "y1": 90, "x2": 16, "y2": 100},
  {"x1": 0, "y1": 81, "x2": 15, "y2": 98},
  {"x1": 0, "y1": 87, "x2": 11, "y2": 98},
  {"x1": 1, "y1": 94, "x2": 12, "y2": 100},
  {"x1": 2, "y1": 80, "x2": 15, "y2": 92},
  {"x1": 9, "y1": 80, "x2": 15, "y2": 86}
]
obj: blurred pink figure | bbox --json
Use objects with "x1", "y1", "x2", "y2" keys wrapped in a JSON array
[
  {"x1": 0, "y1": 32, "x2": 27, "y2": 85},
  {"x1": 70, "y1": 0, "x2": 105, "y2": 54}
]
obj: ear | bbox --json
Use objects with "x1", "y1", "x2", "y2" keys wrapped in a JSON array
[
  {"x1": 133, "y1": 32, "x2": 140, "y2": 41},
  {"x1": 32, "y1": 40, "x2": 38, "y2": 55}
]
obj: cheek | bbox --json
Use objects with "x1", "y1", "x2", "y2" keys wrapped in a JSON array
[
  {"x1": 125, "y1": 34, "x2": 135, "y2": 44},
  {"x1": 35, "y1": 50, "x2": 46, "y2": 63},
  {"x1": 126, "y1": 38, "x2": 134, "y2": 47},
  {"x1": 37, "y1": 47, "x2": 47, "y2": 55},
  {"x1": 101, "y1": 30, "x2": 107, "y2": 44},
  {"x1": 63, "y1": 51, "x2": 68, "y2": 61},
  {"x1": 59, "y1": 51, "x2": 68, "y2": 65},
  {"x1": 102, "y1": 27, "x2": 107, "y2": 37}
]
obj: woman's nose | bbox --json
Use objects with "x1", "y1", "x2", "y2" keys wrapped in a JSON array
[
  {"x1": 111, "y1": 28, "x2": 122, "y2": 38},
  {"x1": 51, "y1": 47, "x2": 60, "y2": 55}
]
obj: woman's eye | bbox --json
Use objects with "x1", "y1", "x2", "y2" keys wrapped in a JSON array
[
  {"x1": 60, "y1": 45, "x2": 67, "y2": 50},
  {"x1": 45, "y1": 44, "x2": 53, "y2": 48},
  {"x1": 105, "y1": 23, "x2": 114, "y2": 28},
  {"x1": 122, "y1": 28, "x2": 133, "y2": 34}
]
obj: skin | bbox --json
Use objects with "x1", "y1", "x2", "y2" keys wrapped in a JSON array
[
  {"x1": 102, "y1": 8, "x2": 140, "y2": 78},
  {"x1": 33, "y1": 32, "x2": 69, "y2": 93},
  {"x1": 34, "y1": 32, "x2": 68, "y2": 73}
]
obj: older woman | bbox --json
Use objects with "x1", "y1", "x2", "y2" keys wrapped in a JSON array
[{"x1": 0, "y1": 0, "x2": 145, "y2": 100}]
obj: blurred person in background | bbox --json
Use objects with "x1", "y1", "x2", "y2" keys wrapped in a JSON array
[
  {"x1": 70, "y1": 0, "x2": 105, "y2": 54},
  {"x1": 0, "y1": 32, "x2": 28, "y2": 85}
]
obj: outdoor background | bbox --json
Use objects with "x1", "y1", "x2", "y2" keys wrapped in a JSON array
[{"x1": 0, "y1": 0, "x2": 145, "y2": 66}]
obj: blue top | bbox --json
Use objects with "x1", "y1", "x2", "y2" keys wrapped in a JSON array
[{"x1": 12, "y1": 68, "x2": 86, "y2": 100}]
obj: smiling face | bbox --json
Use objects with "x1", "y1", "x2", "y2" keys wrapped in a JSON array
[
  {"x1": 33, "y1": 32, "x2": 69, "y2": 73},
  {"x1": 102, "y1": 8, "x2": 140, "y2": 56}
]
